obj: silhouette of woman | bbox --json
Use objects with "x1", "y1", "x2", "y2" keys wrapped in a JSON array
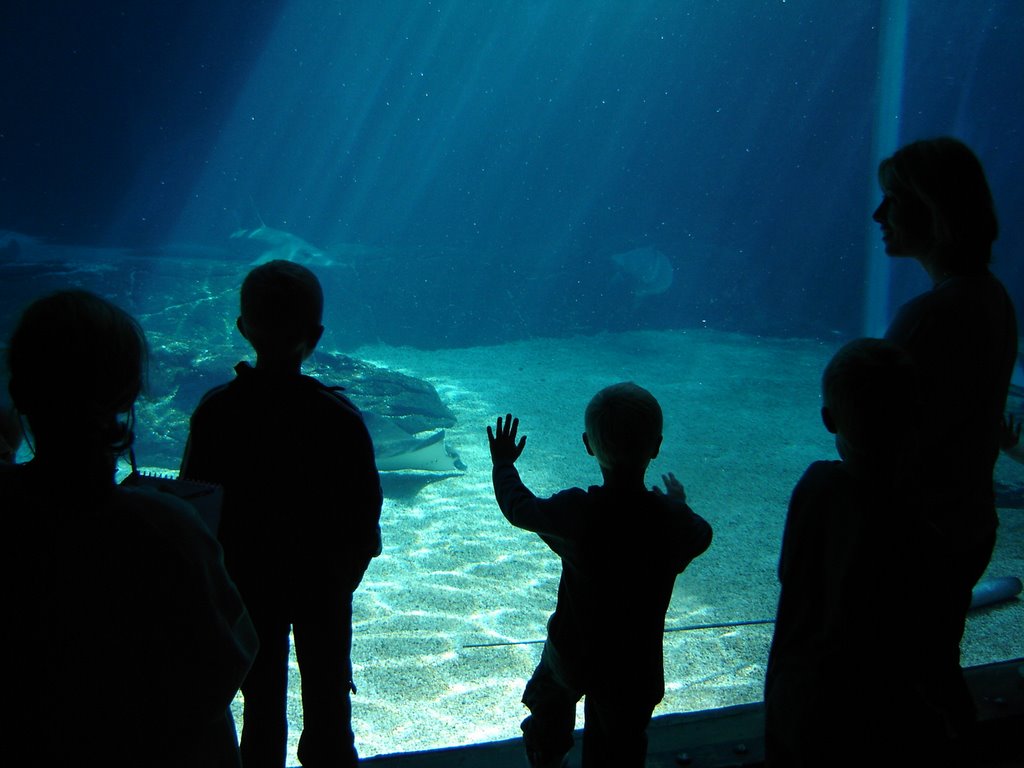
[{"x1": 874, "y1": 136, "x2": 1018, "y2": 741}]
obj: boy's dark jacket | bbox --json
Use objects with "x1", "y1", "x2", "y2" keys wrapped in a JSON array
[
  {"x1": 181, "y1": 362, "x2": 383, "y2": 599},
  {"x1": 493, "y1": 463, "x2": 712, "y2": 702}
]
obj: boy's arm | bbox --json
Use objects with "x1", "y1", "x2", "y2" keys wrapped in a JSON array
[
  {"x1": 179, "y1": 431, "x2": 199, "y2": 477},
  {"x1": 487, "y1": 412, "x2": 539, "y2": 529},
  {"x1": 330, "y1": 397, "x2": 384, "y2": 581},
  {"x1": 180, "y1": 406, "x2": 217, "y2": 481},
  {"x1": 677, "y1": 505, "x2": 713, "y2": 565},
  {"x1": 667, "y1": 496, "x2": 712, "y2": 572},
  {"x1": 492, "y1": 461, "x2": 540, "y2": 527},
  {"x1": 653, "y1": 471, "x2": 711, "y2": 569},
  {"x1": 351, "y1": 414, "x2": 384, "y2": 560},
  {"x1": 488, "y1": 413, "x2": 580, "y2": 536},
  {"x1": 492, "y1": 463, "x2": 584, "y2": 538}
]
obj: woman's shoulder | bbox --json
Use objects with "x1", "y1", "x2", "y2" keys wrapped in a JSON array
[
  {"x1": 920, "y1": 270, "x2": 1016, "y2": 313},
  {"x1": 888, "y1": 271, "x2": 1010, "y2": 343}
]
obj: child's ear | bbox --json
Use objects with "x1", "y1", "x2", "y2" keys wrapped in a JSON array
[
  {"x1": 582, "y1": 432, "x2": 595, "y2": 456},
  {"x1": 299, "y1": 325, "x2": 326, "y2": 361},
  {"x1": 821, "y1": 406, "x2": 838, "y2": 434}
]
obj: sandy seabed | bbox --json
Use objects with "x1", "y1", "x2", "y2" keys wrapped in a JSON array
[{"x1": 224, "y1": 328, "x2": 1024, "y2": 763}]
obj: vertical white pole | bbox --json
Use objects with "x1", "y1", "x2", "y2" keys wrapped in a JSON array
[{"x1": 863, "y1": 0, "x2": 909, "y2": 337}]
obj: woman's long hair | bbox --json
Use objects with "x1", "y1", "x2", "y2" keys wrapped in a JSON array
[
  {"x1": 7, "y1": 290, "x2": 148, "y2": 472},
  {"x1": 878, "y1": 137, "x2": 998, "y2": 273}
]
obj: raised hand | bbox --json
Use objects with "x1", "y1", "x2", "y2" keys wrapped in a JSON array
[
  {"x1": 487, "y1": 413, "x2": 527, "y2": 466},
  {"x1": 653, "y1": 471, "x2": 686, "y2": 501}
]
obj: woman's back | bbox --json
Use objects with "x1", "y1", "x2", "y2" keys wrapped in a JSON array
[{"x1": 4, "y1": 460, "x2": 254, "y2": 766}]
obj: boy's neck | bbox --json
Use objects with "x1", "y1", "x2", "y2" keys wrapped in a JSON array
[
  {"x1": 253, "y1": 354, "x2": 303, "y2": 375},
  {"x1": 599, "y1": 465, "x2": 649, "y2": 491}
]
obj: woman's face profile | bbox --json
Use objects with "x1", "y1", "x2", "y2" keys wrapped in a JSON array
[{"x1": 872, "y1": 182, "x2": 932, "y2": 258}]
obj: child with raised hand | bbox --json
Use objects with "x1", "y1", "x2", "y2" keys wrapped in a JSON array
[{"x1": 487, "y1": 382, "x2": 712, "y2": 768}]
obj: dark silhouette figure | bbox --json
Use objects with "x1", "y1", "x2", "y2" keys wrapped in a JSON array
[
  {"x1": 874, "y1": 137, "x2": 1018, "y2": 734},
  {"x1": 1000, "y1": 412, "x2": 1023, "y2": 465},
  {"x1": 2, "y1": 289, "x2": 256, "y2": 767},
  {"x1": 181, "y1": 260, "x2": 383, "y2": 768},
  {"x1": 0, "y1": 396, "x2": 19, "y2": 461},
  {"x1": 487, "y1": 383, "x2": 712, "y2": 768},
  {"x1": 764, "y1": 338, "x2": 969, "y2": 767}
]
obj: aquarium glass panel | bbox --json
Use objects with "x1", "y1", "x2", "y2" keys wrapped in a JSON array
[{"x1": 2, "y1": 1, "x2": 1021, "y2": 761}]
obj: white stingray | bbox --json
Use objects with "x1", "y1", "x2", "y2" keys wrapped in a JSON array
[{"x1": 610, "y1": 246, "x2": 674, "y2": 297}]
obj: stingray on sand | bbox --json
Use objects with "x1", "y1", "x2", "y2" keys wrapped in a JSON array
[{"x1": 362, "y1": 413, "x2": 464, "y2": 472}]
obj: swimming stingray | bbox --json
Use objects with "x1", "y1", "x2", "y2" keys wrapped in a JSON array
[
  {"x1": 362, "y1": 412, "x2": 465, "y2": 472},
  {"x1": 230, "y1": 224, "x2": 334, "y2": 267},
  {"x1": 610, "y1": 246, "x2": 674, "y2": 297}
]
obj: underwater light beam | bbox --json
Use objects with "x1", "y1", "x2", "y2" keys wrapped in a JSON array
[{"x1": 862, "y1": 0, "x2": 908, "y2": 337}]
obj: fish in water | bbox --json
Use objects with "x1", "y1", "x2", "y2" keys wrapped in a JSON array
[
  {"x1": 230, "y1": 224, "x2": 333, "y2": 266},
  {"x1": 610, "y1": 246, "x2": 674, "y2": 297}
]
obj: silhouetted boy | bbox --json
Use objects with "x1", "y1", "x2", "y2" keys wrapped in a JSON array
[
  {"x1": 181, "y1": 260, "x2": 383, "y2": 768},
  {"x1": 764, "y1": 338, "x2": 970, "y2": 768},
  {"x1": 487, "y1": 383, "x2": 712, "y2": 768}
]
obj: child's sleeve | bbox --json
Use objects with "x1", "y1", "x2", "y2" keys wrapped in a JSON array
[
  {"x1": 492, "y1": 463, "x2": 584, "y2": 537},
  {"x1": 349, "y1": 413, "x2": 384, "y2": 563},
  {"x1": 327, "y1": 395, "x2": 384, "y2": 572}
]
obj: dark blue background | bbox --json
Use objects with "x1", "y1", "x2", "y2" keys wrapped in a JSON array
[{"x1": 1, "y1": 1, "x2": 1021, "y2": 348}]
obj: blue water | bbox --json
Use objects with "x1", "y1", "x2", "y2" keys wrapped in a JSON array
[{"x1": 1, "y1": 1, "x2": 1021, "y2": 351}]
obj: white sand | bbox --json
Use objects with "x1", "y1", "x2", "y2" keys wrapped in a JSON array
[{"x1": 229, "y1": 328, "x2": 1024, "y2": 762}]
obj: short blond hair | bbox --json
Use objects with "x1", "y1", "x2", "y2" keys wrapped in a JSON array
[
  {"x1": 822, "y1": 338, "x2": 921, "y2": 453},
  {"x1": 240, "y1": 260, "x2": 323, "y2": 354},
  {"x1": 585, "y1": 382, "x2": 662, "y2": 469}
]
